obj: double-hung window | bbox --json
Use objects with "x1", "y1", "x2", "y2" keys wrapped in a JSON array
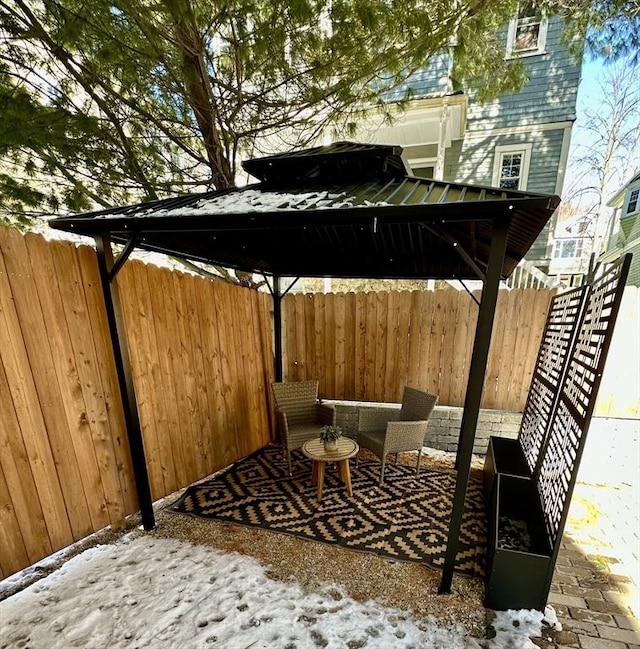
[
  {"x1": 507, "y1": 2, "x2": 548, "y2": 57},
  {"x1": 492, "y1": 144, "x2": 532, "y2": 190},
  {"x1": 625, "y1": 187, "x2": 639, "y2": 216}
]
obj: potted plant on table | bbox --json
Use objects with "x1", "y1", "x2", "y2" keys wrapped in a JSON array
[{"x1": 320, "y1": 425, "x2": 343, "y2": 452}]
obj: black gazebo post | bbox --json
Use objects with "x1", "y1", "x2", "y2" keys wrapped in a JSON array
[
  {"x1": 94, "y1": 233, "x2": 155, "y2": 531},
  {"x1": 439, "y1": 216, "x2": 510, "y2": 593},
  {"x1": 272, "y1": 275, "x2": 283, "y2": 383}
]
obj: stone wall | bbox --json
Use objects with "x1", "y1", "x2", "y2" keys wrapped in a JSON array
[{"x1": 327, "y1": 400, "x2": 523, "y2": 456}]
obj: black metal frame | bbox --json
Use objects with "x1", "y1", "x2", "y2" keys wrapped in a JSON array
[
  {"x1": 94, "y1": 233, "x2": 155, "y2": 530},
  {"x1": 47, "y1": 143, "x2": 562, "y2": 591}
]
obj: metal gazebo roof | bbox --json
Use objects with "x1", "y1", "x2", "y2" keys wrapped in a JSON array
[
  {"x1": 48, "y1": 141, "x2": 560, "y2": 596},
  {"x1": 50, "y1": 142, "x2": 559, "y2": 281}
]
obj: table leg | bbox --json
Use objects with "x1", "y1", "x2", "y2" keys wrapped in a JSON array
[
  {"x1": 316, "y1": 461, "x2": 325, "y2": 501},
  {"x1": 337, "y1": 459, "x2": 353, "y2": 497},
  {"x1": 311, "y1": 460, "x2": 318, "y2": 484}
]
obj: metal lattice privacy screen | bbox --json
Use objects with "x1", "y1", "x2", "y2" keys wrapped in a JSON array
[
  {"x1": 535, "y1": 255, "x2": 631, "y2": 547},
  {"x1": 518, "y1": 286, "x2": 588, "y2": 474}
]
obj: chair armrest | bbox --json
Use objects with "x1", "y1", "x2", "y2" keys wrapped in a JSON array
[
  {"x1": 316, "y1": 403, "x2": 336, "y2": 425},
  {"x1": 358, "y1": 407, "x2": 400, "y2": 433}
]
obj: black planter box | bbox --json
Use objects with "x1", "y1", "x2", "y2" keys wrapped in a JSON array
[
  {"x1": 483, "y1": 435, "x2": 532, "y2": 501},
  {"x1": 485, "y1": 474, "x2": 553, "y2": 611}
]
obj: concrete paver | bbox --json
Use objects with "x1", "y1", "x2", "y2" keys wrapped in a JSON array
[{"x1": 545, "y1": 417, "x2": 640, "y2": 649}]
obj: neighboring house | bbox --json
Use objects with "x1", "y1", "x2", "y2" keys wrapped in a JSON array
[
  {"x1": 599, "y1": 171, "x2": 640, "y2": 286},
  {"x1": 352, "y1": 4, "x2": 581, "y2": 276}
]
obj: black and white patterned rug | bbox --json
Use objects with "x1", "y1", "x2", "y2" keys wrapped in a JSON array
[{"x1": 169, "y1": 445, "x2": 486, "y2": 577}]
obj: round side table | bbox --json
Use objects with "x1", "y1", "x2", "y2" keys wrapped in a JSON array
[{"x1": 302, "y1": 437, "x2": 359, "y2": 502}]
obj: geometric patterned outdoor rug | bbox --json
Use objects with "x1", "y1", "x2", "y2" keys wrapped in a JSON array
[{"x1": 169, "y1": 445, "x2": 487, "y2": 578}]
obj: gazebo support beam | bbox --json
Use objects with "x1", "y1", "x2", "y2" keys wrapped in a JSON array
[
  {"x1": 272, "y1": 275, "x2": 283, "y2": 382},
  {"x1": 439, "y1": 216, "x2": 510, "y2": 594},
  {"x1": 94, "y1": 233, "x2": 155, "y2": 531}
]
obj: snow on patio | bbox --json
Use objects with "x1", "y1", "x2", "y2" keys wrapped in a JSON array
[{"x1": 0, "y1": 533, "x2": 558, "y2": 649}]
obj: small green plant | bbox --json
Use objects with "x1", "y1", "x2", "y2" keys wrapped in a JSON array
[{"x1": 319, "y1": 425, "x2": 343, "y2": 443}]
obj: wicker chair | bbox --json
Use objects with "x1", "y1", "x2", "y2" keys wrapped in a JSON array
[
  {"x1": 357, "y1": 386, "x2": 438, "y2": 484},
  {"x1": 271, "y1": 380, "x2": 336, "y2": 474}
]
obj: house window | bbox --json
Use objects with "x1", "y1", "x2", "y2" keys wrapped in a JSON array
[
  {"x1": 552, "y1": 238, "x2": 584, "y2": 260},
  {"x1": 492, "y1": 144, "x2": 532, "y2": 190},
  {"x1": 507, "y1": 2, "x2": 548, "y2": 57},
  {"x1": 626, "y1": 187, "x2": 639, "y2": 215}
]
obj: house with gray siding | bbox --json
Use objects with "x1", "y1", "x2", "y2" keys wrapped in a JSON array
[{"x1": 353, "y1": 6, "x2": 582, "y2": 275}]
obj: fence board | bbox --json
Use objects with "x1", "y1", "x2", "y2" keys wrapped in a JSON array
[
  {"x1": 354, "y1": 292, "x2": 367, "y2": 400},
  {"x1": 343, "y1": 293, "x2": 356, "y2": 401},
  {"x1": 334, "y1": 293, "x2": 346, "y2": 398}
]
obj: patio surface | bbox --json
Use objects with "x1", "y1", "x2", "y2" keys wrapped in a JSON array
[
  {"x1": 1, "y1": 419, "x2": 637, "y2": 647},
  {"x1": 541, "y1": 417, "x2": 640, "y2": 648}
]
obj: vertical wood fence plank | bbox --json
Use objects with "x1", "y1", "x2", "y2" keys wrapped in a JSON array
[
  {"x1": 283, "y1": 294, "x2": 298, "y2": 382},
  {"x1": 302, "y1": 294, "x2": 317, "y2": 383},
  {"x1": 343, "y1": 293, "x2": 356, "y2": 401},
  {"x1": 294, "y1": 293, "x2": 307, "y2": 384},
  {"x1": 372, "y1": 292, "x2": 387, "y2": 401},
  {"x1": 439, "y1": 291, "x2": 460, "y2": 406},
  {"x1": 313, "y1": 293, "x2": 326, "y2": 396},
  {"x1": 383, "y1": 291, "x2": 400, "y2": 402},
  {"x1": 363, "y1": 292, "x2": 378, "y2": 399},
  {"x1": 354, "y1": 292, "x2": 367, "y2": 400},
  {"x1": 323, "y1": 294, "x2": 336, "y2": 398},
  {"x1": 334, "y1": 293, "x2": 346, "y2": 399}
]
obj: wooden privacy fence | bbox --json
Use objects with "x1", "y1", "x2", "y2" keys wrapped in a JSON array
[
  {"x1": 1, "y1": 224, "x2": 637, "y2": 580},
  {"x1": 0, "y1": 226, "x2": 274, "y2": 579},
  {"x1": 281, "y1": 289, "x2": 555, "y2": 411}
]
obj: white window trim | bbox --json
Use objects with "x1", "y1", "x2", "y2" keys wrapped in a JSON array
[
  {"x1": 506, "y1": 5, "x2": 549, "y2": 58},
  {"x1": 623, "y1": 183, "x2": 640, "y2": 217},
  {"x1": 492, "y1": 143, "x2": 533, "y2": 190}
]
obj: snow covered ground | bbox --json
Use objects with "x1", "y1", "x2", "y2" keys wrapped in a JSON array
[{"x1": 0, "y1": 534, "x2": 558, "y2": 649}]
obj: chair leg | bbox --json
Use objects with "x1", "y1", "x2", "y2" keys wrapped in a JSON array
[
  {"x1": 288, "y1": 450, "x2": 292, "y2": 476},
  {"x1": 416, "y1": 448, "x2": 423, "y2": 478},
  {"x1": 379, "y1": 456, "x2": 386, "y2": 485}
]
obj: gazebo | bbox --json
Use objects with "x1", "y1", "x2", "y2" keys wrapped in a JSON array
[{"x1": 50, "y1": 141, "x2": 561, "y2": 594}]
